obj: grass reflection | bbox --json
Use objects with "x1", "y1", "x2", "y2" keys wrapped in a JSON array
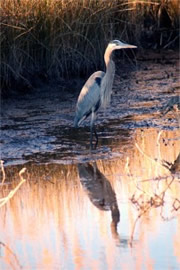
[{"x1": 0, "y1": 127, "x2": 179, "y2": 269}]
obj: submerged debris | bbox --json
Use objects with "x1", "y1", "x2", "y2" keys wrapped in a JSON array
[{"x1": 161, "y1": 96, "x2": 180, "y2": 115}]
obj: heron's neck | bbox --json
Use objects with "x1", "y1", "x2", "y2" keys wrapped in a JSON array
[
  {"x1": 104, "y1": 47, "x2": 115, "y2": 81},
  {"x1": 101, "y1": 48, "x2": 115, "y2": 107}
]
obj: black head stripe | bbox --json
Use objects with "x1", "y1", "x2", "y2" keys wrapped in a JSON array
[
  {"x1": 109, "y1": 40, "x2": 120, "y2": 45},
  {"x1": 95, "y1": 77, "x2": 101, "y2": 87}
]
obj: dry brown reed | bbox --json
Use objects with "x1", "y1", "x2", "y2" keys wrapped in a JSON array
[{"x1": 0, "y1": 0, "x2": 179, "y2": 94}]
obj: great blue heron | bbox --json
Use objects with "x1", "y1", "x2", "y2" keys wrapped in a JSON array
[{"x1": 74, "y1": 40, "x2": 137, "y2": 148}]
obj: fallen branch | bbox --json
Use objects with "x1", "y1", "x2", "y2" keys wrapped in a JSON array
[{"x1": 0, "y1": 163, "x2": 26, "y2": 208}]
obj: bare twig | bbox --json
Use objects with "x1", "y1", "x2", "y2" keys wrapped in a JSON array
[
  {"x1": 135, "y1": 142, "x2": 172, "y2": 172},
  {"x1": 0, "y1": 160, "x2": 6, "y2": 185},
  {"x1": 163, "y1": 35, "x2": 180, "y2": 49},
  {"x1": 129, "y1": 174, "x2": 177, "y2": 246},
  {"x1": 0, "y1": 168, "x2": 26, "y2": 208},
  {"x1": 172, "y1": 199, "x2": 180, "y2": 212},
  {"x1": 135, "y1": 142, "x2": 160, "y2": 164}
]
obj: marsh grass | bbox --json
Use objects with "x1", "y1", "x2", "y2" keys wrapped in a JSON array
[{"x1": 0, "y1": 0, "x2": 179, "y2": 94}]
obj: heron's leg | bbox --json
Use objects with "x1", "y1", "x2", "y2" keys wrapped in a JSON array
[
  {"x1": 90, "y1": 113, "x2": 94, "y2": 149},
  {"x1": 94, "y1": 127, "x2": 98, "y2": 148},
  {"x1": 90, "y1": 126, "x2": 93, "y2": 150},
  {"x1": 90, "y1": 110, "x2": 97, "y2": 149}
]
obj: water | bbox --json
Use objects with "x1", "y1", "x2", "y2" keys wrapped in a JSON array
[
  {"x1": 0, "y1": 54, "x2": 180, "y2": 269},
  {"x1": 0, "y1": 151, "x2": 179, "y2": 270}
]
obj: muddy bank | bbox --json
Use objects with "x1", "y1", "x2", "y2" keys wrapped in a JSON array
[{"x1": 1, "y1": 50, "x2": 179, "y2": 166}]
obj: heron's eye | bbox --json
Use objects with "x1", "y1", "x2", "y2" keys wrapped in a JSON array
[
  {"x1": 108, "y1": 40, "x2": 121, "y2": 48},
  {"x1": 111, "y1": 42, "x2": 117, "y2": 47}
]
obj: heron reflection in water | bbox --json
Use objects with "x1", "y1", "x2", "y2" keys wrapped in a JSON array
[{"x1": 77, "y1": 162, "x2": 120, "y2": 241}]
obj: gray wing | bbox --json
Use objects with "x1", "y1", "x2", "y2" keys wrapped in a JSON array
[{"x1": 74, "y1": 71, "x2": 105, "y2": 127}]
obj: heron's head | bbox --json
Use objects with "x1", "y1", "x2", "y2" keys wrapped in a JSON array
[{"x1": 108, "y1": 40, "x2": 137, "y2": 50}]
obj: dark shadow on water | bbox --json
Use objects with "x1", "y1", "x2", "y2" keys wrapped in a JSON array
[{"x1": 77, "y1": 161, "x2": 121, "y2": 243}]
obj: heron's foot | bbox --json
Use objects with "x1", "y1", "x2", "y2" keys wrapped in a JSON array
[
  {"x1": 90, "y1": 141, "x2": 98, "y2": 150},
  {"x1": 94, "y1": 129, "x2": 98, "y2": 149},
  {"x1": 90, "y1": 128, "x2": 98, "y2": 150},
  {"x1": 90, "y1": 139, "x2": 98, "y2": 150}
]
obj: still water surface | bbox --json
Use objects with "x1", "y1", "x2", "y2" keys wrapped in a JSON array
[
  {"x1": 0, "y1": 127, "x2": 179, "y2": 270},
  {"x1": 0, "y1": 54, "x2": 180, "y2": 269}
]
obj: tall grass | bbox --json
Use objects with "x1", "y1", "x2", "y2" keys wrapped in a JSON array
[{"x1": 0, "y1": 0, "x2": 179, "y2": 94}]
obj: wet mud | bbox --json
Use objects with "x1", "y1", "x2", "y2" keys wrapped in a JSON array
[
  {"x1": 0, "y1": 50, "x2": 180, "y2": 270},
  {"x1": 1, "y1": 51, "x2": 179, "y2": 166}
]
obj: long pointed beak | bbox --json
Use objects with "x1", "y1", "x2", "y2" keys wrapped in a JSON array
[
  {"x1": 124, "y1": 44, "x2": 137, "y2": 49},
  {"x1": 118, "y1": 43, "x2": 137, "y2": 49}
]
